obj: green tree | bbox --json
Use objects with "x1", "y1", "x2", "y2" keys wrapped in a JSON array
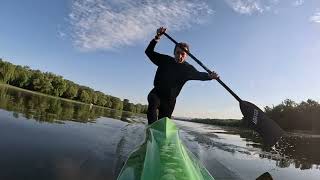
[
  {"x1": 31, "y1": 71, "x2": 53, "y2": 94},
  {"x1": 63, "y1": 84, "x2": 78, "y2": 99},
  {"x1": 91, "y1": 92, "x2": 98, "y2": 104},
  {"x1": 10, "y1": 65, "x2": 30, "y2": 88},
  {"x1": 0, "y1": 60, "x2": 16, "y2": 83},
  {"x1": 104, "y1": 95, "x2": 112, "y2": 108},
  {"x1": 51, "y1": 76, "x2": 67, "y2": 96},
  {"x1": 96, "y1": 92, "x2": 107, "y2": 106},
  {"x1": 123, "y1": 99, "x2": 130, "y2": 111},
  {"x1": 127, "y1": 103, "x2": 135, "y2": 112},
  {"x1": 135, "y1": 103, "x2": 143, "y2": 113},
  {"x1": 79, "y1": 90, "x2": 90, "y2": 103},
  {"x1": 265, "y1": 98, "x2": 320, "y2": 132},
  {"x1": 110, "y1": 96, "x2": 123, "y2": 110},
  {"x1": 0, "y1": 59, "x2": 148, "y2": 114}
]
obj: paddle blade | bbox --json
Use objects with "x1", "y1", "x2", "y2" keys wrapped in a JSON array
[
  {"x1": 240, "y1": 101, "x2": 284, "y2": 146},
  {"x1": 256, "y1": 172, "x2": 273, "y2": 180}
]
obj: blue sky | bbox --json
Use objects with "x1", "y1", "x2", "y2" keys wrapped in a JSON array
[{"x1": 1, "y1": 0, "x2": 320, "y2": 119}]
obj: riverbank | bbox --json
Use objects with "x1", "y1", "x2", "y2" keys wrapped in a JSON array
[
  {"x1": 175, "y1": 117, "x2": 320, "y2": 138},
  {"x1": 0, "y1": 83, "x2": 147, "y2": 117},
  {"x1": 0, "y1": 83, "x2": 92, "y2": 106}
]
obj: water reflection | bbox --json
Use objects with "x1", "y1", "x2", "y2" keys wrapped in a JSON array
[
  {"x1": 0, "y1": 85, "x2": 145, "y2": 124},
  {"x1": 1, "y1": 85, "x2": 320, "y2": 180},
  {"x1": 0, "y1": 85, "x2": 147, "y2": 180},
  {"x1": 269, "y1": 136, "x2": 320, "y2": 170},
  {"x1": 176, "y1": 121, "x2": 320, "y2": 172}
]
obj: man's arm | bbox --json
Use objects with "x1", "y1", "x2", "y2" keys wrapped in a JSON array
[
  {"x1": 187, "y1": 65, "x2": 219, "y2": 81},
  {"x1": 145, "y1": 27, "x2": 167, "y2": 66},
  {"x1": 145, "y1": 39, "x2": 162, "y2": 66}
]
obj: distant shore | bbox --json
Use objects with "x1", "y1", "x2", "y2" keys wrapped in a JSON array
[
  {"x1": 0, "y1": 83, "x2": 91, "y2": 106},
  {"x1": 174, "y1": 117, "x2": 243, "y2": 127},
  {"x1": 0, "y1": 83, "x2": 146, "y2": 116},
  {"x1": 175, "y1": 117, "x2": 320, "y2": 137}
]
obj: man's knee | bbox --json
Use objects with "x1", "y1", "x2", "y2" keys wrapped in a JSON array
[{"x1": 148, "y1": 92, "x2": 160, "y2": 103}]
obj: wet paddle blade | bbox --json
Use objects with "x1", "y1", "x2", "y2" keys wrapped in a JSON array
[
  {"x1": 240, "y1": 101, "x2": 284, "y2": 146},
  {"x1": 256, "y1": 172, "x2": 273, "y2": 180}
]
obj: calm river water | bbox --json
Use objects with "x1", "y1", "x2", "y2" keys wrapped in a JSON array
[{"x1": 0, "y1": 85, "x2": 319, "y2": 180}]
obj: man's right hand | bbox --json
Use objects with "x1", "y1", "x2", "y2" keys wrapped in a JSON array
[{"x1": 155, "y1": 27, "x2": 166, "y2": 40}]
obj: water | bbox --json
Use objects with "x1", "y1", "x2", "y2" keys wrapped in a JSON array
[
  {"x1": 0, "y1": 84, "x2": 319, "y2": 180},
  {"x1": 176, "y1": 121, "x2": 320, "y2": 180}
]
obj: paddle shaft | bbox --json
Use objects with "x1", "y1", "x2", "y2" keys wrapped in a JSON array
[{"x1": 163, "y1": 33, "x2": 242, "y2": 103}]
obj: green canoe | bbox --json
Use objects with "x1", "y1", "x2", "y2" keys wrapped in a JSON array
[{"x1": 117, "y1": 117, "x2": 215, "y2": 180}]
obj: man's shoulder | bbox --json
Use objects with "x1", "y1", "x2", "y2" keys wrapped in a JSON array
[
  {"x1": 164, "y1": 54, "x2": 174, "y2": 60},
  {"x1": 154, "y1": 53, "x2": 173, "y2": 60},
  {"x1": 183, "y1": 61, "x2": 195, "y2": 68},
  {"x1": 161, "y1": 55, "x2": 175, "y2": 64}
]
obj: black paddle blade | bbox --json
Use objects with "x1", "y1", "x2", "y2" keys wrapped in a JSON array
[
  {"x1": 256, "y1": 172, "x2": 273, "y2": 180},
  {"x1": 240, "y1": 101, "x2": 284, "y2": 146}
]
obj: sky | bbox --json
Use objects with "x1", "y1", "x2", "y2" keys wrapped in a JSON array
[{"x1": 1, "y1": 0, "x2": 320, "y2": 119}]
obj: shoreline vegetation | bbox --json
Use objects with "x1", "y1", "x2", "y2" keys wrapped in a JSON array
[
  {"x1": 0, "y1": 59, "x2": 148, "y2": 114},
  {"x1": 175, "y1": 117, "x2": 320, "y2": 137},
  {"x1": 0, "y1": 83, "x2": 90, "y2": 106},
  {"x1": 175, "y1": 98, "x2": 320, "y2": 135},
  {"x1": 1, "y1": 59, "x2": 320, "y2": 134},
  {"x1": 0, "y1": 84, "x2": 145, "y2": 124}
]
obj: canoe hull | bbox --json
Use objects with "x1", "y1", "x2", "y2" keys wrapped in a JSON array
[{"x1": 117, "y1": 117, "x2": 214, "y2": 180}]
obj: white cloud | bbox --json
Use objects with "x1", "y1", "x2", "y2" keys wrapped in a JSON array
[
  {"x1": 224, "y1": 0, "x2": 264, "y2": 14},
  {"x1": 223, "y1": 0, "x2": 281, "y2": 15},
  {"x1": 69, "y1": 0, "x2": 213, "y2": 51},
  {"x1": 310, "y1": 12, "x2": 320, "y2": 23},
  {"x1": 58, "y1": 31, "x2": 66, "y2": 38},
  {"x1": 57, "y1": 26, "x2": 67, "y2": 39},
  {"x1": 292, "y1": 0, "x2": 304, "y2": 7}
]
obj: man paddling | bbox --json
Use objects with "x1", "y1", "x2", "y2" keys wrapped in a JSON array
[{"x1": 145, "y1": 27, "x2": 219, "y2": 124}]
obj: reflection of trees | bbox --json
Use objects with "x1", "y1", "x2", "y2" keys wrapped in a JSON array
[
  {"x1": 110, "y1": 109, "x2": 123, "y2": 120},
  {"x1": 60, "y1": 102, "x2": 74, "y2": 120},
  {"x1": 0, "y1": 85, "x2": 144, "y2": 124},
  {"x1": 216, "y1": 126, "x2": 320, "y2": 170},
  {"x1": 121, "y1": 112, "x2": 134, "y2": 122},
  {"x1": 276, "y1": 136, "x2": 320, "y2": 170},
  {"x1": 253, "y1": 135, "x2": 320, "y2": 170},
  {"x1": 0, "y1": 87, "x2": 11, "y2": 108},
  {"x1": 276, "y1": 159, "x2": 291, "y2": 168}
]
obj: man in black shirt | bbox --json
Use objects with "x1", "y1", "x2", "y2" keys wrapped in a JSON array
[{"x1": 145, "y1": 27, "x2": 219, "y2": 124}]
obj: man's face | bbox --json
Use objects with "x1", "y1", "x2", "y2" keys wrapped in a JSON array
[{"x1": 174, "y1": 47, "x2": 188, "y2": 63}]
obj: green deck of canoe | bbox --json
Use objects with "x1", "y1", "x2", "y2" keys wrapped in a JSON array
[{"x1": 117, "y1": 117, "x2": 215, "y2": 180}]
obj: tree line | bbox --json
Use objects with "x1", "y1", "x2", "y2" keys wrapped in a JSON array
[
  {"x1": 0, "y1": 86, "x2": 140, "y2": 124},
  {"x1": 264, "y1": 99, "x2": 320, "y2": 133},
  {"x1": 177, "y1": 99, "x2": 320, "y2": 133},
  {"x1": 0, "y1": 58, "x2": 148, "y2": 114}
]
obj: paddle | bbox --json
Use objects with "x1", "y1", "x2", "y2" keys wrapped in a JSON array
[
  {"x1": 256, "y1": 172, "x2": 273, "y2": 180},
  {"x1": 163, "y1": 32, "x2": 284, "y2": 146}
]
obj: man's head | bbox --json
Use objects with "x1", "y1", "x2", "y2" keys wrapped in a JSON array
[{"x1": 174, "y1": 42, "x2": 189, "y2": 63}]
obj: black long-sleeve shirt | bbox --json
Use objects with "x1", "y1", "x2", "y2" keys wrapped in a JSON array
[{"x1": 145, "y1": 39, "x2": 211, "y2": 99}]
